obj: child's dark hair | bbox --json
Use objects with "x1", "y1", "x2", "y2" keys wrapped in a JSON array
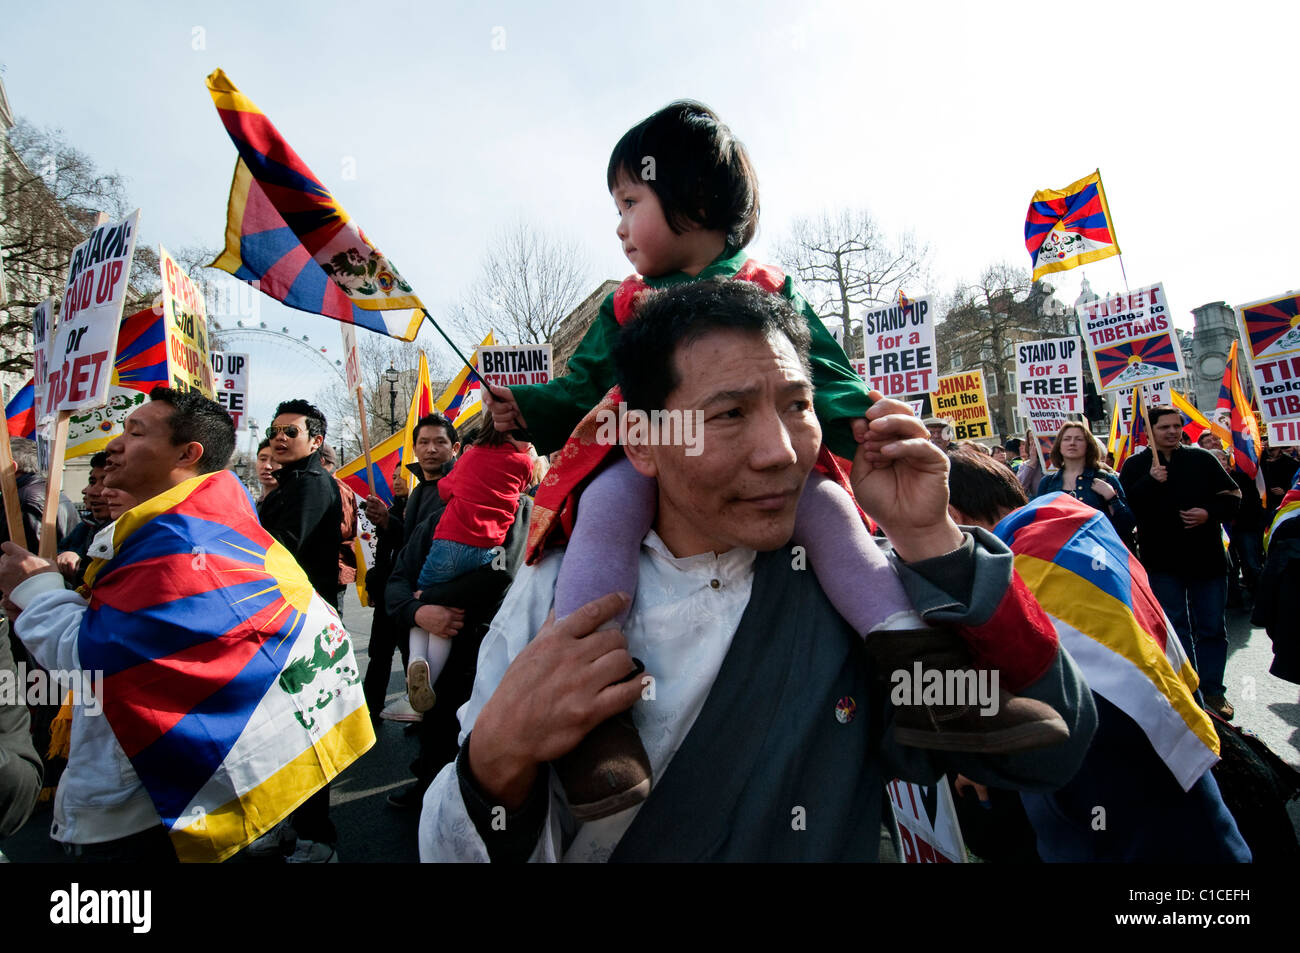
[
  {"x1": 607, "y1": 101, "x2": 760, "y2": 250},
  {"x1": 472, "y1": 423, "x2": 509, "y2": 448}
]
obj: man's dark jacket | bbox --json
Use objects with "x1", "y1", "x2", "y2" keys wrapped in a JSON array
[{"x1": 258, "y1": 449, "x2": 343, "y2": 607}]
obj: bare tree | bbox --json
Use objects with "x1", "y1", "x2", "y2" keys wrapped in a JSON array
[
  {"x1": 938, "y1": 263, "x2": 1074, "y2": 437},
  {"x1": 777, "y1": 209, "x2": 931, "y2": 358},
  {"x1": 0, "y1": 119, "x2": 209, "y2": 374},
  {"x1": 451, "y1": 221, "x2": 592, "y2": 345}
]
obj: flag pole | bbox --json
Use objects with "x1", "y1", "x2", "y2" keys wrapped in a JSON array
[
  {"x1": 340, "y1": 326, "x2": 374, "y2": 494},
  {"x1": 420, "y1": 309, "x2": 484, "y2": 387},
  {"x1": 0, "y1": 427, "x2": 26, "y2": 545}
]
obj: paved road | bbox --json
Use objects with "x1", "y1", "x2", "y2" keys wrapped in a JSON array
[{"x1": 4, "y1": 591, "x2": 1297, "y2": 863}]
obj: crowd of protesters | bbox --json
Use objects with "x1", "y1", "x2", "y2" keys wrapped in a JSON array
[{"x1": 0, "y1": 95, "x2": 1294, "y2": 866}]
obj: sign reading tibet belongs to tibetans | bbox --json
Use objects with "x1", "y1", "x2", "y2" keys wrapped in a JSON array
[
  {"x1": 160, "y1": 245, "x2": 214, "y2": 398},
  {"x1": 1233, "y1": 289, "x2": 1300, "y2": 445},
  {"x1": 1079, "y1": 282, "x2": 1184, "y2": 394},
  {"x1": 210, "y1": 351, "x2": 250, "y2": 431},
  {"x1": 47, "y1": 211, "x2": 141, "y2": 414},
  {"x1": 1016, "y1": 336, "x2": 1083, "y2": 455},
  {"x1": 862, "y1": 296, "x2": 935, "y2": 397},
  {"x1": 931, "y1": 370, "x2": 991, "y2": 440},
  {"x1": 476, "y1": 344, "x2": 551, "y2": 388}
]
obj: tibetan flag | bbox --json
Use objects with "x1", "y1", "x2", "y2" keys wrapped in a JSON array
[
  {"x1": 80, "y1": 470, "x2": 374, "y2": 861},
  {"x1": 1107, "y1": 392, "x2": 1128, "y2": 467},
  {"x1": 1024, "y1": 170, "x2": 1121, "y2": 282},
  {"x1": 995, "y1": 493, "x2": 1219, "y2": 790},
  {"x1": 1239, "y1": 291, "x2": 1300, "y2": 360},
  {"x1": 1093, "y1": 333, "x2": 1181, "y2": 390},
  {"x1": 207, "y1": 69, "x2": 423, "y2": 341},
  {"x1": 398, "y1": 351, "x2": 436, "y2": 472},
  {"x1": 1213, "y1": 342, "x2": 1263, "y2": 486},
  {"x1": 337, "y1": 430, "x2": 406, "y2": 608},
  {"x1": 5, "y1": 378, "x2": 35, "y2": 440},
  {"x1": 338, "y1": 429, "x2": 405, "y2": 508},
  {"x1": 436, "y1": 333, "x2": 494, "y2": 427},
  {"x1": 1265, "y1": 470, "x2": 1300, "y2": 552},
  {"x1": 113, "y1": 305, "x2": 170, "y2": 393},
  {"x1": 1129, "y1": 386, "x2": 1148, "y2": 455},
  {"x1": 1170, "y1": 389, "x2": 1212, "y2": 445}
]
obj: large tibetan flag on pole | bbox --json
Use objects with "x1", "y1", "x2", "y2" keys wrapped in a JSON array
[
  {"x1": 206, "y1": 69, "x2": 423, "y2": 341},
  {"x1": 1213, "y1": 341, "x2": 1264, "y2": 478},
  {"x1": 435, "y1": 332, "x2": 494, "y2": 427},
  {"x1": 80, "y1": 469, "x2": 374, "y2": 861},
  {"x1": 1025, "y1": 170, "x2": 1121, "y2": 282},
  {"x1": 995, "y1": 493, "x2": 1219, "y2": 791},
  {"x1": 5, "y1": 379, "x2": 35, "y2": 440}
]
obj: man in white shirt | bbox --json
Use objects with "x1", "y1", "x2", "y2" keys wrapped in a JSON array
[{"x1": 420, "y1": 280, "x2": 1094, "y2": 862}]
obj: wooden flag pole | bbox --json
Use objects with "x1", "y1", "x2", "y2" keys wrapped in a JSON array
[
  {"x1": 354, "y1": 387, "x2": 375, "y2": 494},
  {"x1": 340, "y1": 325, "x2": 374, "y2": 494},
  {"x1": 37, "y1": 411, "x2": 71, "y2": 559},
  {"x1": 0, "y1": 426, "x2": 27, "y2": 545}
]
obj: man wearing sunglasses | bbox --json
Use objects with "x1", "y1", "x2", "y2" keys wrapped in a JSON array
[
  {"x1": 258, "y1": 400, "x2": 344, "y2": 613},
  {"x1": 253, "y1": 399, "x2": 347, "y2": 863}
]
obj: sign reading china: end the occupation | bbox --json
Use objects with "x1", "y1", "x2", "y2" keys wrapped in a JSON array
[{"x1": 862, "y1": 296, "x2": 934, "y2": 397}]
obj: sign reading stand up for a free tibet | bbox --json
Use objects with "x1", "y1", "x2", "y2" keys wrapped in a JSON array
[{"x1": 862, "y1": 296, "x2": 935, "y2": 397}]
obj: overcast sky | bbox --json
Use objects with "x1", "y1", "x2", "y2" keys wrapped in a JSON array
[{"x1": 5, "y1": 0, "x2": 1298, "y2": 433}]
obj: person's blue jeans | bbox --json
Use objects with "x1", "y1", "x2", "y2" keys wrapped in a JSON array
[{"x1": 1147, "y1": 571, "x2": 1229, "y2": 697}]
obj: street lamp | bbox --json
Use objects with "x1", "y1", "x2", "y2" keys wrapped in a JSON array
[{"x1": 384, "y1": 365, "x2": 400, "y2": 433}]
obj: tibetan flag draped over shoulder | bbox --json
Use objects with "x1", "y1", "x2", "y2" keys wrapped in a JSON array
[
  {"x1": 1024, "y1": 170, "x2": 1121, "y2": 282},
  {"x1": 5, "y1": 379, "x2": 35, "y2": 439},
  {"x1": 80, "y1": 470, "x2": 374, "y2": 862},
  {"x1": 206, "y1": 69, "x2": 423, "y2": 341},
  {"x1": 435, "y1": 333, "x2": 494, "y2": 427},
  {"x1": 995, "y1": 493, "x2": 1219, "y2": 790}
]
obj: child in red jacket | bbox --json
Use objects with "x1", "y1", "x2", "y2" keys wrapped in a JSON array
[{"x1": 407, "y1": 429, "x2": 533, "y2": 711}]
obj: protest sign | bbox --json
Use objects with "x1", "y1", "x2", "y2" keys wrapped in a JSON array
[
  {"x1": 210, "y1": 352, "x2": 250, "y2": 431},
  {"x1": 476, "y1": 344, "x2": 552, "y2": 387},
  {"x1": 1016, "y1": 336, "x2": 1084, "y2": 453},
  {"x1": 160, "y1": 246, "x2": 214, "y2": 397},
  {"x1": 862, "y1": 296, "x2": 935, "y2": 397},
  {"x1": 1079, "y1": 282, "x2": 1184, "y2": 393},
  {"x1": 850, "y1": 358, "x2": 930, "y2": 416},
  {"x1": 886, "y1": 776, "x2": 966, "y2": 864},
  {"x1": 1234, "y1": 291, "x2": 1300, "y2": 443},
  {"x1": 31, "y1": 299, "x2": 55, "y2": 425},
  {"x1": 931, "y1": 371, "x2": 991, "y2": 440},
  {"x1": 1113, "y1": 381, "x2": 1169, "y2": 438},
  {"x1": 65, "y1": 306, "x2": 170, "y2": 460},
  {"x1": 46, "y1": 211, "x2": 140, "y2": 414}
]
